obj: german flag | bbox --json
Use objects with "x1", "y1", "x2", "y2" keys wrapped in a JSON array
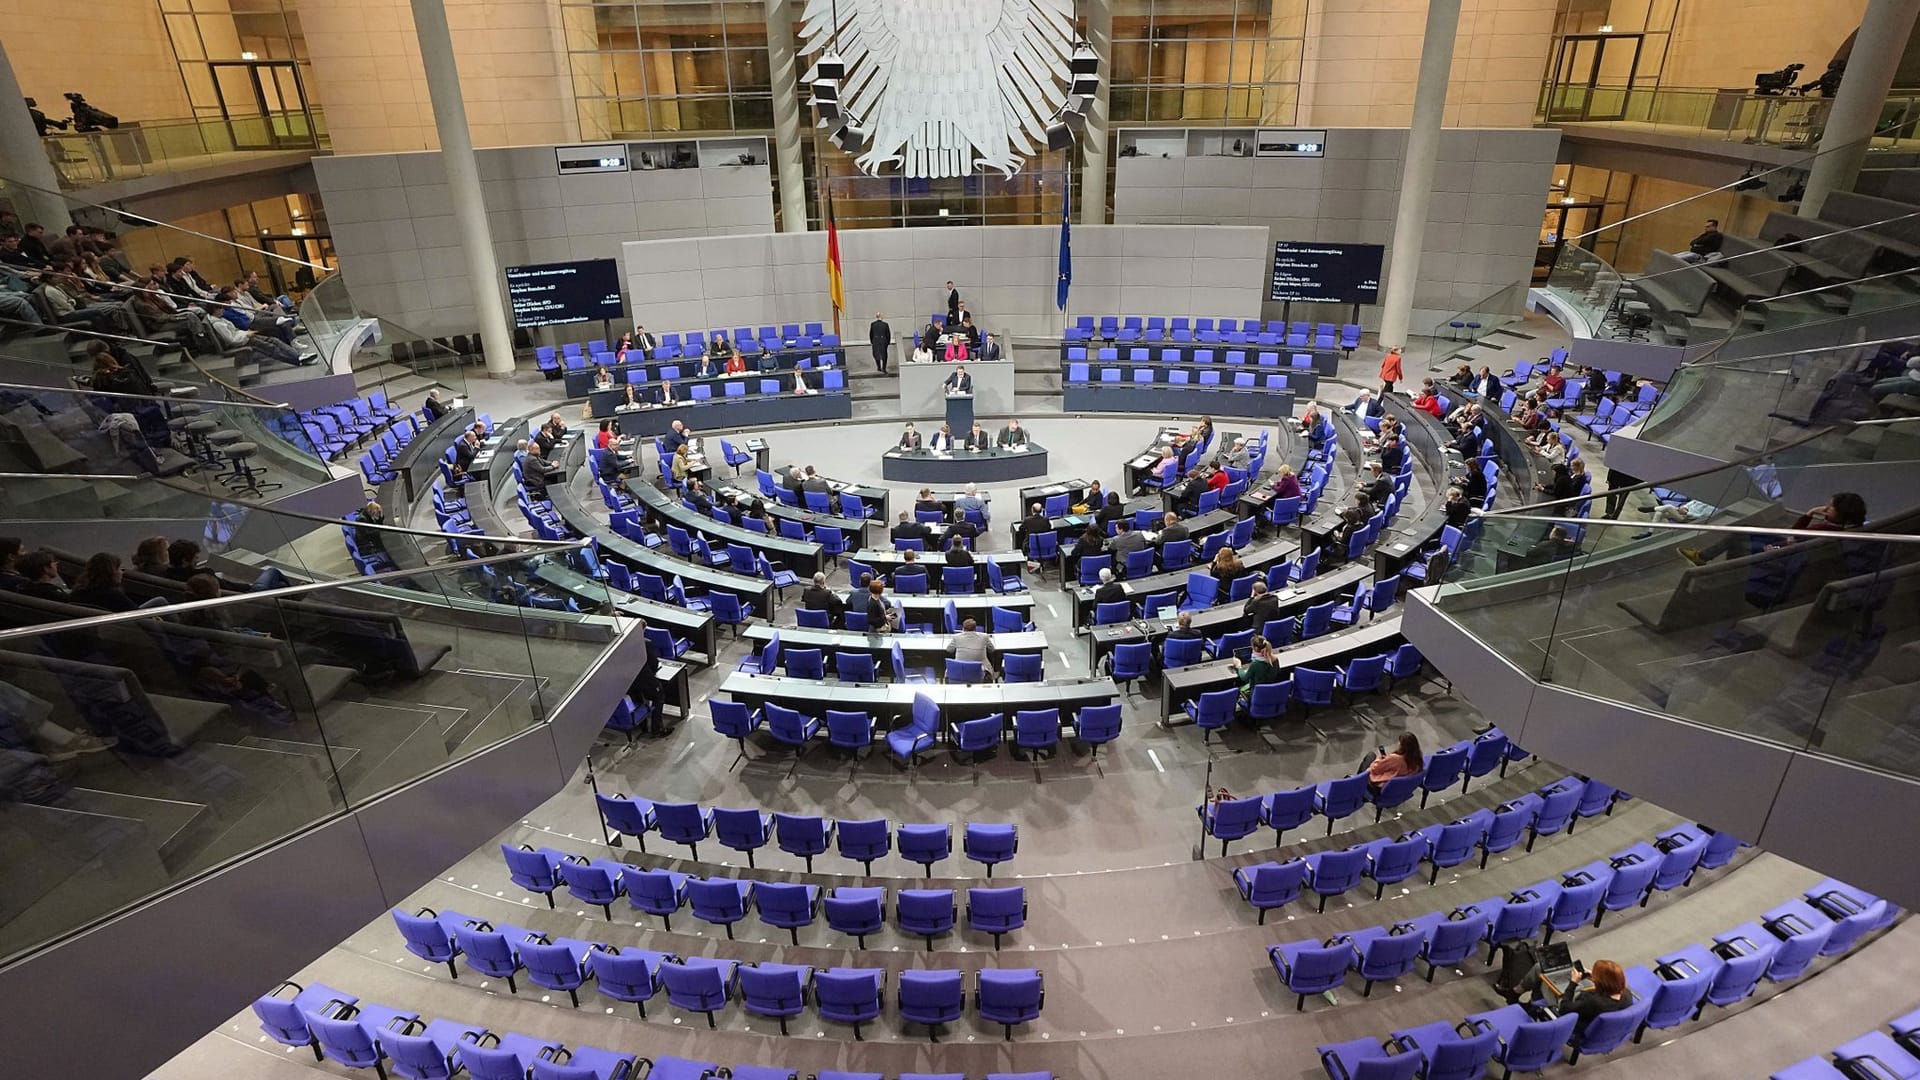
[{"x1": 824, "y1": 189, "x2": 845, "y2": 318}]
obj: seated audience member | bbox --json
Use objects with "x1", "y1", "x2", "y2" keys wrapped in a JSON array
[
  {"x1": 1362, "y1": 462, "x2": 1394, "y2": 506},
  {"x1": 891, "y1": 511, "x2": 929, "y2": 545},
  {"x1": 1107, "y1": 518, "x2": 1148, "y2": 571},
  {"x1": 1412, "y1": 387, "x2": 1445, "y2": 418},
  {"x1": 592, "y1": 366, "x2": 614, "y2": 390},
  {"x1": 1679, "y1": 492, "x2": 1867, "y2": 566},
  {"x1": 1156, "y1": 511, "x2": 1189, "y2": 546},
  {"x1": 1537, "y1": 365, "x2": 1566, "y2": 398},
  {"x1": 1535, "y1": 462, "x2": 1576, "y2": 500},
  {"x1": 801, "y1": 572, "x2": 844, "y2": 626},
  {"x1": 1471, "y1": 365, "x2": 1503, "y2": 399},
  {"x1": 1091, "y1": 567, "x2": 1126, "y2": 610},
  {"x1": 954, "y1": 483, "x2": 988, "y2": 524},
  {"x1": 943, "y1": 334, "x2": 970, "y2": 362},
  {"x1": 164, "y1": 539, "x2": 205, "y2": 582},
  {"x1": 72, "y1": 552, "x2": 136, "y2": 612},
  {"x1": 997, "y1": 418, "x2": 1029, "y2": 448},
  {"x1": 685, "y1": 478, "x2": 715, "y2": 517},
  {"x1": 1270, "y1": 464, "x2": 1302, "y2": 500},
  {"x1": 793, "y1": 369, "x2": 816, "y2": 395},
  {"x1": 948, "y1": 618, "x2": 991, "y2": 670},
  {"x1": 1067, "y1": 523, "x2": 1105, "y2": 577},
  {"x1": 1377, "y1": 434, "x2": 1407, "y2": 474},
  {"x1": 522, "y1": 445, "x2": 563, "y2": 497},
  {"x1": 945, "y1": 534, "x2": 974, "y2": 567},
  {"x1": 1209, "y1": 545, "x2": 1244, "y2": 585},
  {"x1": 1014, "y1": 502, "x2": 1051, "y2": 554},
  {"x1": 946, "y1": 507, "x2": 980, "y2": 545},
  {"x1": 1224, "y1": 635, "x2": 1283, "y2": 708},
  {"x1": 0, "y1": 537, "x2": 29, "y2": 591},
  {"x1": 864, "y1": 579, "x2": 896, "y2": 631},
  {"x1": 1455, "y1": 461, "x2": 1490, "y2": 507},
  {"x1": 14, "y1": 551, "x2": 71, "y2": 603},
  {"x1": 1869, "y1": 352, "x2": 1920, "y2": 402},
  {"x1": 911, "y1": 338, "x2": 934, "y2": 364},
  {"x1": 131, "y1": 536, "x2": 169, "y2": 578},
  {"x1": 915, "y1": 488, "x2": 941, "y2": 515},
  {"x1": 723, "y1": 348, "x2": 748, "y2": 375},
  {"x1": 169, "y1": 574, "x2": 291, "y2": 724},
  {"x1": 1350, "y1": 390, "x2": 1383, "y2": 419},
  {"x1": 1499, "y1": 958, "x2": 1635, "y2": 1043},
  {"x1": 1443, "y1": 487, "x2": 1472, "y2": 528},
  {"x1": 898, "y1": 423, "x2": 923, "y2": 450},
  {"x1": 1166, "y1": 611, "x2": 1204, "y2": 642},
  {"x1": 1243, "y1": 579, "x2": 1279, "y2": 628},
  {"x1": 1360, "y1": 732, "x2": 1422, "y2": 795}
]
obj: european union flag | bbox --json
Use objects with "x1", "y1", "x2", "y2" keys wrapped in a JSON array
[{"x1": 1056, "y1": 179, "x2": 1072, "y2": 312}]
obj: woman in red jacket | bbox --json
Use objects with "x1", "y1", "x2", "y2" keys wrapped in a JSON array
[{"x1": 1379, "y1": 347, "x2": 1404, "y2": 395}]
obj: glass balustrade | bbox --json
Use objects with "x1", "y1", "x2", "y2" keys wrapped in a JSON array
[
  {"x1": 37, "y1": 111, "x2": 327, "y2": 191},
  {"x1": 0, "y1": 523, "x2": 622, "y2": 966},
  {"x1": 1430, "y1": 439, "x2": 1920, "y2": 783},
  {"x1": 1537, "y1": 84, "x2": 1920, "y2": 153}
]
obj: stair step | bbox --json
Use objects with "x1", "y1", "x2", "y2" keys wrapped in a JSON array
[{"x1": 59, "y1": 787, "x2": 209, "y2": 864}]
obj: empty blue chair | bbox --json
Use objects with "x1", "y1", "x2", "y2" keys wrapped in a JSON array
[
  {"x1": 765, "y1": 702, "x2": 820, "y2": 757},
  {"x1": 1261, "y1": 785, "x2": 1316, "y2": 845},
  {"x1": 380, "y1": 1017, "x2": 489, "y2": 1079},
  {"x1": 1389, "y1": 1020, "x2": 1500, "y2": 1080},
  {"x1": 815, "y1": 967, "x2": 885, "y2": 1039},
  {"x1": 734, "y1": 962, "x2": 812, "y2": 1037},
  {"x1": 1303, "y1": 847, "x2": 1367, "y2": 912},
  {"x1": 688, "y1": 876, "x2": 753, "y2": 939},
  {"x1": 561, "y1": 856, "x2": 627, "y2": 921},
  {"x1": 621, "y1": 867, "x2": 689, "y2": 930},
  {"x1": 1077, "y1": 702, "x2": 1123, "y2": 765},
  {"x1": 1198, "y1": 794, "x2": 1263, "y2": 856},
  {"x1": 713, "y1": 807, "x2": 774, "y2": 867},
  {"x1": 1593, "y1": 844, "x2": 1659, "y2": 924},
  {"x1": 1657, "y1": 938, "x2": 1776, "y2": 1013},
  {"x1": 1628, "y1": 963, "x2": 1711, "y2": 1042},
  {"x1": 755, "y1": 882, "x2": 821, "y2": 946},
  {"x1": 1460, "y1": 732, "x2": 1509, "y2": 792},
  {"x1": 587, "y1": 945, "x2": 667, "y2": 1017},
  {"x1": 1527, "y1": 780, "x2": 1584, "y2": 849},
  {"x1": 837, "y1": 817, "x2": 892, "y2": 874},
  {"x1": 520, "y1": 936, "x2": 596, "y2": 1007},
  {"x1": 898, "y1": 823, "x2": 951, "y2": 876},
  {"x1": 835, "y1": 650, "x2": 877, "y2": 683},
  {"x1": 1361, "y1": 835, "x2": 1426, "y2": 899},
  {"x1": 968, "y1": 885, "x2": 1028, "y2": 949},
  {"x1": 392, "y1": 907, "x2": 466, "y2": 979},
  {"x1": 898, "y1": 969, "x2": 965, "y2": 1042},
  {"x1": 1564, "y1": 988, "x2": 1653, "y2": 1064},
  {"x1": 1410, "y1": 907, "x2": 1491, "y2": 982},
  {"x1": 659, "y1": 956, "x2": 737, "y2": 1028},
  {"x1": 654, "y1": 802, "x2": 715, "y2": 861},
  {"x1": 977, "y1": 968, "x2": 1044, "y2": 1039},
  {"x1": 308, "y1": 1001, "x2": 420, "y2": 1075},
  {"x1": 1184, "y1": 687, "x2": 1238, "y2": 744},
  {"x1": 1317, "y1": 1037, "x2": 1426, "y2": 1080},
  {"x1": 774, "y1": 812, "x2": 834, "y2": 871},
  {"x1": 965, "y1": 822, "x2": 1018, "y2": 876},
  {"x1": 1755, "y1": 906, "x2": 1837, "y2": 980},
  {"x1": 951, "y1": 714, "x2": 1003, "y2": 762},
  {"x1": 1015, "y1": 707, "x2": 1060, "y2": 759},
  {"x1": 1269, "y1": 940, "x2": 1351, "y2": 1010},
  {"x1": 1483, "y1": 883, "x2": 1558, "y2": 962},
  {"x1": 1109, "y1": 641, "x2": 1153, "y2": 693},
  {"x1": 595, "y1": 793, "x2": 656, "y2": 852},
  {"x1": 453, "y1": 922, "x2": 531, "y2": 993},
  {"x1": 824, "y1": 886, "x2": 887, "y2": 947},
  {"x1": 1233, "y1": 859, "x2": 1307, "y2": 924},
  {"x1": 826, "y1": 710, "x2": 877, "y2": 758},
  {"x1": 1313, "y1": 773, "x2": 1370, "y2": 834},
  {"x1": 1295, "y1": 667, "x2": 1338, "y2": 714},
  {"x1": 253, "y1": 980, "x2": 354, "y2": 1058},
  {"x1": 1346, "y1": 923, "x2": 1430, "y2": 995},
  {"x1": 1651, "y1": 827, "x2": 1709, "y2": 895},
  {"x1": 1546, "y1": 868, "x2": 1610, "y2": 942},
  {"x1": 887, "y1": 691, "x2": 941, "y2": 765},
  {"x1": 897, "y1": 888, "x2": 956, "y2": 950},
  {"x1": 1464, "y1": 1005, "x2": 1576, "y2": 1078},
  {"x1": 501, "y1": 844, "x2": 568, "y2": 907},
  {"x1": 1418, "y1": 745, "x2": 1468, "y2": 807}
]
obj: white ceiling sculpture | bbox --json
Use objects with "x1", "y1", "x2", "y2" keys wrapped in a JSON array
[{"x1": 799, "y1": 0, "x2": 1077, "y2": 179}]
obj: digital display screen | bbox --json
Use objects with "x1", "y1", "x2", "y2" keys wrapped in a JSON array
[
  {"x1": 504, "y1": 259, "x2": 625, "y2": 328},
  {"x1": 1269, "y1": 241, "x2": 1385, "y2": 304}
]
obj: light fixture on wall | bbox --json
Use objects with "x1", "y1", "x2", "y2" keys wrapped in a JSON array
[
  {"x1": 1597, "y1": 24, "x2": 1613, "y2": 33},
  {"x1": 241, "y1": 50, "x2": 257, "y2": 60}
]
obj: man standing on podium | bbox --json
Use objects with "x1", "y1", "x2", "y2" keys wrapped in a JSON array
[
  {"x1": 869, "y1": 313, "x2": 891, "y2": 374},
  {"x1": 944, "y1": 366, "x2": 973, "y2": 395}
]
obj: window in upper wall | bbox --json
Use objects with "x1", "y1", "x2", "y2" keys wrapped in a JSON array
[
  {"x1": 564, "y1": 0, "x2": 777, "y2": 136},
  {"x1": 1110, "y1": 0, "x2": 1300, "y2": 126},
  {"x1": 154, "y1": 0, "x2": 321, "y2": 151}
]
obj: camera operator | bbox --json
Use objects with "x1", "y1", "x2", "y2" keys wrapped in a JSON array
[
  {"x1": 25, "y1": 98, "x2": 68, "y2": 137},
  {"x1": 65, "y1": 92, "x2": 119, "y2": 133}
]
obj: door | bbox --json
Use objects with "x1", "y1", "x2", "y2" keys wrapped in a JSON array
[
  {"x1": 1545, "y1": 34, "x2": 1644, "y2": 123},
  {"x1": 209, "y1": 61, "x2": 314, "y2": 149}
]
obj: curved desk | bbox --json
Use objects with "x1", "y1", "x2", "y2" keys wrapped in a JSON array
[{"x1": 883, "y1": 444, "x2": 1049, "y2": 484}]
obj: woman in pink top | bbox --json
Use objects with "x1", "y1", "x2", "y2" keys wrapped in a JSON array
[
  {"x1": 1363, "y1": 732, "x2": 1424, "y2": 795},
  {"x1": 944, "y1": 335, "x2": 970, "y2": 362}
]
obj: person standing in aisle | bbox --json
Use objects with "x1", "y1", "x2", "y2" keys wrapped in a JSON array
[
  {"x1": 946, "y1": 281, "x2": 961, "y2": 324},
  {"x1": 1380, "y1": 346, "x2": 1404, "y2": 396},
  {"x1": 869, "y1": 313, "x2": 892, "y2": 374}
]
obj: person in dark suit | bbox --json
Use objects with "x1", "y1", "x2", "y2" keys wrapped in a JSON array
[
  {"x1": 1014, "y1": 502, "x2": 1052, "y2": 553},
  {"x1": 533, "y1": 423, "x2": 558, "y2": 456},
  {"x1": 959, "y1": 317, "x2": 982, "y2": 350},
  {"x1": 656, "y1": 378, "x2": 679, "y2": 406},
  {"x1": 914, "y1": 489, "x2": 942, "y2": 515},
  {"x1": 801, "y1": 572, "x2": 844, "y2": 626},
  {"x1": 14, "y1": 551, "x2": 71, "y2": 603},
  {"x1": 945, "y1": 281, "x2": 960, "y2": 324},
  {"x1": 1379, "y1": 435, "x2": 1407, "y2": 474},
  {"x1": 802, "y1": 467, "x2": 835, "y2": 511},
  {"x1": 1155, "y1": 512, "x2": 1189, "y2": 547},
  {"x1": 1363, "y1": 463, "x2": 1394, "y2": 506},
  {"x1": 869, "y1": 314, "x2": 891, "y2": 374},
  {"x1": 454, "y1": 430, "x2": 482, "y2": 469},
  {"x1": 522, "y1": 445, "x2": 563, "y2": 497},
  {"x1": 944, "y1": 534, "x2": 974, "y2": 567},
  {"x1": 898, "y1": 423, "x2": 922, "y2": 450},
  {"x1": 928, "y1": 423, "x2": 955, "y2": 452},
  {"x1": 944, "y1": 366, "x2": 973, "y2": 394},
  {"x1": 1472, "y1": 366, "x2": 1503, "y2": 399},
  {"x1": 632, "y1": 325, "x2": 658, "y2": 353},
  {"x1": 1243, "y1": 579, "x2": 1280, "y2": 628},
  {"x1": 946, "y1": 507, "x2": 980, "y2": 545},
  {"x1": 890, "y1": 512, "x2": 929, "y2": 545},
  {"x1": 921, "y1": 319, "x2": 941, "y2": 358},
  {"x1": 977, "y1": 333, "x2": 1003, "y2": 362},
  {"x1": 1166, "y1": 611, "x2": 1205, "y2": 641},
  {"x1": 997, "y1": 419, "x2": 1029, "y2": 448},
  {"x1": 422, "y1": 389, "x2": 451, "y2": 422},
  {"x1": 1091, "y1": 567, "x2": 1126, "y2": 608},
  {"x1": 964, "y1": 422, "x2": 992, "y2": 451},
  {"x1": 662, "y1": 420, "x2": 690, "y2": 457}
]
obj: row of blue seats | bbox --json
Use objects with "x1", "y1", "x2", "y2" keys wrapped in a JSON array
[
  {"x1": 1067, "y1": 345, "x2": 1320, "y2": 368},
  {"x1": 493, "y1": 850, "x2": 1031, "y2": 954},
  {"x1": 542, "y1": 324, "x2": 841, "y2": 363},
  {"x1": 1319, "y1": 875, "x2": 1897, "y2": 1080},
  {"x1": 1066, "y1": 364, "x2": 1301, "y2": 392},
  {"x1": 594, "y1": 368, "x2": 852, "y2": 395},
  {"x1": 590, "y1": 797, "x2": 1019, "y2": 878},
  {"x1": 1196, "y1": 728, "x2": 1529, "y2": 856},
  {"x1": 1774, "y1": 1007, "x2": 1920, "y2": 1079},
  {"x1": 253, "y1": 978, "x2": 1053, "y2": 1079},
  {"x1": 1173, "y1": 641, "x2": 1424, "y2": 739},
  {"x1": 1066, "y1": 315, "x2": 1361, "y2": 351},
  {"x1": 1266, "y1": 814, "x2": 1735, "y2": 1011},
  {"x1": 718, "y1": 692, "x2": 1121, "y2": 767},
  {"x1": 276, "y1": 389, "x2": 407, "y2": 462}
]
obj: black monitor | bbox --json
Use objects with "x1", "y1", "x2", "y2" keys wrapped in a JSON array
[
  {"x1": 504, "y1": 259, "x2": 625, "y2": 328},
  {"x1": 1269, "y1": 241, "x2": 1385, "y2": 305}
]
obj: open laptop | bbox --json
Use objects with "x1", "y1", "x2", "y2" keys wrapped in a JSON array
[{"x1": 1536, "y1": 941, "x2": 1575, "y2": 987}]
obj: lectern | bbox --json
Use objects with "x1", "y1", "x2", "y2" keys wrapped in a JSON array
[{"x1": 945, "y1": 392, "x2": 974, "y2": 434}]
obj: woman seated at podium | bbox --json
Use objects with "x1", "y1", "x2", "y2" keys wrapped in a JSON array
[
  {"x1": 617, "y1": 384, "x2": 642, "y2": 410},
  {"x1": 592, "y1": 366, "x2": 614, "y2": 390},
  {"x1": 943, "y1": 333, "x2": 971, "y2": 362},
  {"x1": 911, "y1": 338, "x2": 934, "y2": 364}
]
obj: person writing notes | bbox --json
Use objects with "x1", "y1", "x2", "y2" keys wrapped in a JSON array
[
  {"x1": 997, "y1": 418, "x2": 1029, "y2": 448},
  {"x1": 929, "y1": 423, "x2": 955, "y2": 452},
  {"x1": 898, "y1": 423, "x2": 922, "y2": 450},
  {"x1": 964, "y1": 422, "x2": 992, "y2": 451}
]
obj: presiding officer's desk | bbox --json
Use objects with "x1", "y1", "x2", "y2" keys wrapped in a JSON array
[
  {"x1": 1086, "y1": 559, "x2": 1370, "y2": 671},
  {"x1": 627, "y1": 475, "x2": 827, "y2": 577},
  {"x1": 394, "y1": 404, "x2": 474, "y2": 503},
  {"x1": 717, "y1": 671, "x2": 1122, "y2": 728},
  {"x1": 1160, "y1": 620, "x2": 1404, "y2": 721},
  {"x1": 742, "y1": 624, "x2": 1046, "y2": 668},
  {"x1": 714, "y1": 480, "x2": 875, "y2": 551},
  {"x1": 592, "y1": 384, "x2": 853, "y2": 432},
  {"x1": 550, "y1": 452, "x2": 777, "y2": 616},
  {"x1": 898, "y1": 358, "x2": 1015, "y2": 418},
  {"x1": 883, "y1": 442, "x2": 1049, "y2": 484},
  {"x1": 1066, "y1": 537, "x2": 1296, "y2": 625}
]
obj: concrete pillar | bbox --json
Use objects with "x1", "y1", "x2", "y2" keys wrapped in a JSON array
[
  {"x1": 0, "y1": 40, "x2": 72, "y2": 231},
  {"x1": 408, "y1": 0, "x2": 516, "y2": 378},
  {"x1": 1079, "y1": 0, "x2": 1112, "y2": 226},
  {"x1": 1376, "y1": 0, "x2": 1462, "y2": 351},
  {"x1": 1800, "y1": 0, "x2": 1920, "y2": 220},
  {"x1": 767, "y1": 0, "x2": 810, "y2": 233}
]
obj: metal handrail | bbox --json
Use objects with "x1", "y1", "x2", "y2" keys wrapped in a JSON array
[
  {"x1": 0, "y1": 542, "x2": 595, "y2": 643},
  {"x1": 1466, "y1": 514, "x2": 1920, "y2": 544},
  {"x1": 0, "y1": 374, "x2": 291, "y2": 412}
]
